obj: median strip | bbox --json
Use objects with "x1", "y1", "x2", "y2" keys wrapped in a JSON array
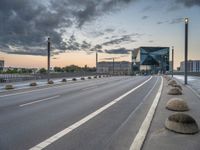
[
  {"x1": 19, "y1": 95, "x2": 60, "y2": 107},
  {"x1": 29, "y1": 76, "x2": 152, "y2": 150}
]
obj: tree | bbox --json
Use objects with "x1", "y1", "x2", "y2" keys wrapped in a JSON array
[
  {"x1": 54, "y1": 67, "x2": 63, "y2": 72},
  {"x1": 39, "y1": 68, "x2": 47, "y2": 74}
]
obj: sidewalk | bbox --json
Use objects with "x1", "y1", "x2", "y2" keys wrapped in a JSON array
[
  {"x1": 174, "y1": 75, "x2": 200, "y2": 95},
  {"x1": 142, "y1": 76, "x2": 200, "y2": 150}
]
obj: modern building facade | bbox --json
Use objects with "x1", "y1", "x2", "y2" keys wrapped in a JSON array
[
  {"x1": 132, "y1": 47, "x2": 170, "y2": 74},
  {"x1": 0, "y1": 60, "x2": 4, "y2": 71},
  {"x1": 180, "y1": 60, "x2": 200, "y2": 72},
  {"x1": 97, "y1": 61, "x2": 131, "y2": 75}
]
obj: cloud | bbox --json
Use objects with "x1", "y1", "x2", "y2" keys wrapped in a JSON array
[
  {"x1": 157, "y1": 18, "x2": 183, "y2": 25},
  {"x1": 142, "y1": 16, "x2": 149, "y2": 20},
  {"x1": 104, "y1": 47, "x2": 131, "y2": 54},
  {"x1": 175, "y1": 0, "x2": 200, "y2": 7},
  {"x1": 148, "y1": 40, "x2": 154, "y2": 43},
  {"x1": 0, "y1": 0, "x2": 139, "y2": 56},
  {"x1": 102, "y1": 35, "x2": 136, "y2": 46},
  {"x1": 170, "y1": 18, "x2": 183, "y2": 24},
  {"x1": 105, "y1": 28, "x2": 115, "y2": 33}
]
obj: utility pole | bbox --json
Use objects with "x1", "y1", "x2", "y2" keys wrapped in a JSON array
[
  {"x1": 184, "y1": 18, "x2": 188, "y2": 84},
  {"x1": 172, "y1": 46, "x2": 174, "y2": 77},
  {"x1": 47, "y1": 37, "x2": 51, "y2": 82}
]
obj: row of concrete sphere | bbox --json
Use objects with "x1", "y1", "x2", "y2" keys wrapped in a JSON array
[{"x1": 164, "y1": 76, "x2": 199, "y2": 134}]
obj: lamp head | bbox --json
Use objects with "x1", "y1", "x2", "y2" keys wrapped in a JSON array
[{"x1": 185, "y1": 18, "x2": 189, "y2": 24}]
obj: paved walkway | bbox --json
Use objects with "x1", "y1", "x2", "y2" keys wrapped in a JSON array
[
  {"x1": 174, "y1": 75, "x2": 200, "y2": 95},
  {"x1": 143, "y1": 76, "x2": 200, "y2": 150}
]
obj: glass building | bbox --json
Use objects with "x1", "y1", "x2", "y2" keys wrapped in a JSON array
[{"x1": 132, "y1": 47, "x2": 170, "y2": 74}]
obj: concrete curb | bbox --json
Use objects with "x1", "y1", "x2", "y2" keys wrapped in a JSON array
[{"x1": 129, "y1": 76, "x2": 163, "y2": 150}]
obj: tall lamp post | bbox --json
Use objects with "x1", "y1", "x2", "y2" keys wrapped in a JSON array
[
  {"x1": 172, "y1": 46, "x2": 174, "y2": 78},
  {"x1": 47, "y1": 37, "x2": 51, "y2": 82},
  {"x1": 184, "y1": 18, "x2": 188, "y2": 84},
  {"x1": 96, "y1": 50, "x2": 98, "y2": 75},
  {"x1": 112, "y1": 58, "x2": 115, "y2": 75}
]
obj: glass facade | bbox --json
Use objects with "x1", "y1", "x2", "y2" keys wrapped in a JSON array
[{"x1": 134, "y1": 47, "x2": 170, "y2": 74}]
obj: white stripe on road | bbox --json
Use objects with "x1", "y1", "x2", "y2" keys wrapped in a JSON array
[
  {"x1": 129, "y1": 77, "x2": 163, "y2": 150},
  {"x1": 19, "y1": 95, "x2": 60, "y2": 107},
  {"x1": 29, "y1": 76, "x2": 152, "y2": 150}
]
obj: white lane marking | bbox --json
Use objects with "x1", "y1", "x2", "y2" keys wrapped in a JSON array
[
  {"x1": 29, "y1": 76, "x2": 152, "y2": 150},
  {"x1": 81, "y1": 85, "x2": 99, "y2": 91},
  {"x1": 129, "y1": 77, "x2": 163, "y2": 150},
  {"x1": 19, "y1": 95, "x2": 60, "y2": 107}
]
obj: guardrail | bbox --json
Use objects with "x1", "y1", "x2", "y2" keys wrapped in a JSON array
[{"x1": 0, "y1": 72, "x2": 101, "y2": 83}]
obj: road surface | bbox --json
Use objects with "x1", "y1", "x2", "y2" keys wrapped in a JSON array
[{"x1": 0, "y1": 76, "x2": 162, "y2": 150}]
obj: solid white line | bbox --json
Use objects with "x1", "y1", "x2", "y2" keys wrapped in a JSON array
[
  {"x1": 29, "y1": 76, "x2": 152, "y2": 150},
  {"x1": 19, "y1": 95, "x2": 60, "y2": 107},
  {"x1": 129, "y1": 77, "x2": 163, "y2": 150}
]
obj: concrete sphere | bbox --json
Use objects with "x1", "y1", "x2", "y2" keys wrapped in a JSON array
[
  {"x1": 165, "y1": 113, "x2": 199, "y2": 134},
  {"x1": 166, "y1": 98, "x2": 189, "y2": 111}
]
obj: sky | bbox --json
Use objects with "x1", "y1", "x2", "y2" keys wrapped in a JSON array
[{"x1": 0, "y1": 0, "x2": 200, "y2": 69}]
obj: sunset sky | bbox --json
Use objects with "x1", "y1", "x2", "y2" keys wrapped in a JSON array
[{"x1": 0, "y1": 0, "x2": 200, "y2": 69}]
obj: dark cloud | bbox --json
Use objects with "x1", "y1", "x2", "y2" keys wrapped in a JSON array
[
  {"x1": 157, "y1": 21, "x2": 164, "y2": 24},
  {"x1": 175, "y1": 0, "x2": 200, "y2": 7},
  {"x1": 104, "y1": 47, "x2": 130, "y2": 54},
  {"x1": 0, "y1": 0, "x2": 139, "y2": 56},
  {"x1": 157, "y1": 18, "x2": 183, "y2": 25},
  {"x1": 148, "y1": 40, "x2": 154, "y2": 43},
  {"x1": 142, "y1": 16, "x2": 149, "y2": 20},
  {"x1": 105, "y1": 28, "x2": 115, "y2": 33},
  {"x1": 170, "y1": 18, "x2": 183, "y2": 24},
  {"x1": 102, "y1": 35, "x2": 136, "y2": 46}
]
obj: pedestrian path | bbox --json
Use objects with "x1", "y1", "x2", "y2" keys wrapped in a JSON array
[{"x1": 174, "y1": 75, "x2": 200, "y2": 95}]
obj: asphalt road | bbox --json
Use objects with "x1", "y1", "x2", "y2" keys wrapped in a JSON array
[{"x1": 0, "y1": 76, "x2": 161, "y2": 150}]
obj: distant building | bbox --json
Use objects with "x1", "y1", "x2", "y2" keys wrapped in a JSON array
[
  {"x1": 0, "y1": 60, "x2": 4, "y2": 71},
  {"x1": 132, "y1": 47, "x2": 170, "y2": 74},
  {"x1": 97, "y1": 61, "x2": 131, "y2": 75},
  {"x1": 180, "y1": 60, "x2": 200, "y2": 72}
]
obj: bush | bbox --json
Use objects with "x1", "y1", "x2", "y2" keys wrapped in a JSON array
[
  {"x1": 88, "y1": 76, "x2": 91, "y2": 79},
  {"x1": 48, "y1": 80, "x2": 54, "y2": 84},
  {"x1": 5, "y1": 84, "x2": 14, "y2": 90},
  {"x1": 30, "y1": 82, "x2": 37, "y2": 86},
  {"x1": 94, "y1": 76, "x2": 97, "y2": 78},
  {"x1": 81, "y1": 77, "x2": 85, "y2": 80}
]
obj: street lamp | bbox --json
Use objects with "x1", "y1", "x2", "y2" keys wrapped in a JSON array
[
  {"x1": 96, "y1": 50, "x2": 98, "y2": 75},
  {"x1": 112, "y1": 58, "x2": 114, "y2": 75},
  {"x1": 172, "y1": 46, "x2": 174, "y2": 78},
  {"x1": 184, "y1": 18, "x2": 188, "y2": 84},
  {"x1": 47, "y1": 37, "x2": 51, "y2": 82}
]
